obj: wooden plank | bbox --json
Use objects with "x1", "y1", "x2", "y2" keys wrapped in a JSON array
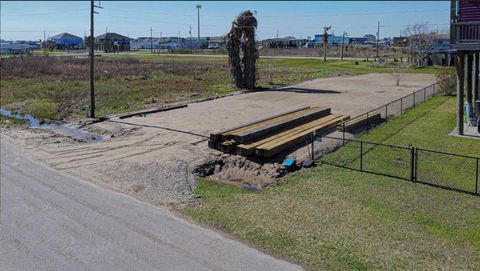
[
  {"x1": 236, "y1": 114, "x2": 340, "y2": 156},
  {"x1": 231, "y1": 107, "x2": 332, "y2": 144},
  {"x1": 257, "y1": 115, "x2": 348, "y2": 151},
  {"x1": 256, "y1": 115, "x2": 350, "y2": 157},
  {"x1": 219, "y1": 107, "x2": 318, "y2": 141},
  {"x1": 118, "y1": 104, "x2": 187, "y2": 119},
  {"x1": 340, "y1": 112, "x2": 381, "y2": 132},
  {"x1": 220, "y1": 140, "x2": 236, "y2": 153},
  {"x1": 209, "y1": 106, "x2": 310, "y2": 142}
]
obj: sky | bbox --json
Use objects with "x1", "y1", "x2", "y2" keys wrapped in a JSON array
[{"x1": 0, "y1": 1, "x2": 451, "y2": 41}]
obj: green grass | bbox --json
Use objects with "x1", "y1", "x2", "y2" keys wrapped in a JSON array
[
  {"x1": 0, "y1": 115, "x2": 26, "y2": 126},
  {"x1": 184, "y1": 96, "x2": 480, "y2": 270},
  {"x1": 1, "y1": 55, "x2": 449, "y2": 121}
]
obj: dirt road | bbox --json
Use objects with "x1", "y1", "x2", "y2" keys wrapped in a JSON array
[{"x1": 2, "y1": 73, "x2": 436, "y2": 204}]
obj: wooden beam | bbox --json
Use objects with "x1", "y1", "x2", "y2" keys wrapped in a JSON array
[
  {"x1": 231, "y1": 107, "x2": 331, "y2": 144},
  {"x1": 221, "y1": 107, "x2": 317, "y2": 141},
  {"x1": 467, "y1": 54, "x2": 474, "y2": 110},
  {"x1": 236, "y1": 114, "x2": 340, "y2": 156},
  {"x1": 255, "y1": 115, "x2": 350, "y2": 157},
  {"x1": 209, "y1": 106, "x2": 310, "y2": 142},
  {"x1": 474, "y1": 53, "x2": 479, "y2": 112},
  {"x1": 117, "y1": 104, "x2": 187, "y2": 119},
  {"x1": 454, "y1": 53, "x2": 465, "y2": 135},
  {"x1": 339, "y1": 112, "x2": 382, "y2": 132}
]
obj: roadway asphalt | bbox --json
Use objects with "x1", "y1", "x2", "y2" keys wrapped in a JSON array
[{"x1": 0, "y1": 135, "x2": 304, "y2": 271}]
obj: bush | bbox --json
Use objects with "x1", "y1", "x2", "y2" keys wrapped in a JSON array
[{"x1": 435, "y1": 67, "x2": 456, "y2": 95}]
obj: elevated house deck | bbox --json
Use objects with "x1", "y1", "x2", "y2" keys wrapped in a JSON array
[{"x1": 450, "y1": 0, "x2": 480, "y2": 51}]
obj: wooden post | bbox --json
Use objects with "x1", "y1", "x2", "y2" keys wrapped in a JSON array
[
  {"x1": 454, "y1": 54, "x2": 465, "y2": 135},
  {"x1": 467, "y1": 54, "x2": 473, "y2": 115},
  {"x1": 474, "y1": 53, "x2": 479, "y2": 112}
]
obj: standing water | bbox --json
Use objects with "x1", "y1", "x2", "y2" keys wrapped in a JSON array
[{"x1": 0, "y1": 108, "x2": 103, "y2": 142}]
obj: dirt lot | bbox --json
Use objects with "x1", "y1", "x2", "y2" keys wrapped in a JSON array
[{"x1": 2, "y1": 73, "x2": 436, "y2": 204}]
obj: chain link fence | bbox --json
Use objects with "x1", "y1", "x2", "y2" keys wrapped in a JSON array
[
  {"x1": 416, "y1": 148, "x2": 479, "y2": 194},
  {"x1": 319, "y1": 136, "x2": 479, "y2": 196},
  {"x1": 338, "y1": 79, "x2": 455, "y2": 136}
]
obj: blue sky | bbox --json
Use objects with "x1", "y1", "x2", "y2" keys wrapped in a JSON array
[{"x1": 1, "y1": 1, "x2": 450, "y2": 41}]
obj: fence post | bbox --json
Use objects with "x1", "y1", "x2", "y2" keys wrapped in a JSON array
[
  {"x1": 366, "y1": 112, "x2": 369, "y2": 133},
  {"x1": 414, "y1": 148, "x2": 418, "y2": 182},
  {"x1": 423, "y1": 87, "x2": 426, "y2": 102},
  {"x1": 385, "y1": 104, "x2": 388, "y2": 123},
  {"x1": 476, "y1": 158, "x2": 479, "y2": 195},
  {"x1": 342, "y1": 122, "x2": 346, "y2": 146},
  {"x1": 400, "y1": 97, "x2": 403, "y2": 114},
  {"x1": 311, "y1": 131, "x2": 315, "y2": 160},
  {"x1": 410, "y1": 147, "x2": 416, "y2": 182},
  {"x1": 413, "y1": 91, "x2": 416, "y2": 108},
  {"x1": 360, "y1": 141, "x2": 363, "y2": 171}
]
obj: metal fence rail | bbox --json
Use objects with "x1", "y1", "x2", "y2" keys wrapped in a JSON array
[
  {"x1": 338, "y1": 79, "x2": 455, "y2": 137},
  {"x1": 416, "y1": 148, "x2": 479, "y2": 195},
  {"x1": 319, "y1": 136, "x2": 479, "y2": 196}
]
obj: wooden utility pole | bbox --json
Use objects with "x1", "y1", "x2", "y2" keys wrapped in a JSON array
[
  {"x1": 43, "y1": 30, "x2": 47, "y2": 55},
  {"x1": 341, "y1": 31, "x2": 347, "y2": 61},
  {"x1": 150, "y1": 27, "x2": 153, "y2": 54},
  {"x1": 376, "y1": 21, "x2": 380, "y2": 59},
  {"x1": 89, "y1": 0, "x2": 102, "y2": 118},
  {"x1": 89, "y1": 0, "x2": 95, "y2": 118}
]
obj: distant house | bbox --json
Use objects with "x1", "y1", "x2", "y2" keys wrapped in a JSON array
[
  {"x1": 48, "y1": 32, "x2": 84, "y2": 50},
  {"x1": 349, "y1": 37, "x2": 368, "y2": 45},
  {"x1": 0, "y1": 43, "x2": 35, "y2": 54},
  {"x1": 313, "y1": 34, "x2": 350, "y2": 45},
  {"x1": 393, "y1": 37, "x2": 409, "y2": 47},
  {"x1": 363, "y1": 34, "x2": 377, "y2": 43},
  {"x1": 95, "y1": 32, "x2": 131, "y2": 52},
  {"x1": 427, "y1": 35, "x2": 451, "y2": 66},
  {"x1": 130, "y1": 37, "x2": 161, "y2": 50}
]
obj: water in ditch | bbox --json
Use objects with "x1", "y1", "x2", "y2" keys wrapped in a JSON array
[{"x1": 0, "y1": 108, "x2": 103, "y2": 142}]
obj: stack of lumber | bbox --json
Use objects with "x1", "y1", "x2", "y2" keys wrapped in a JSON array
[
  {"x1": 338, "y1": 112, "x2": 381, "y2": 132},
  {"x1": 209, "y1": 106, "x2": 350, "y2": 157}
]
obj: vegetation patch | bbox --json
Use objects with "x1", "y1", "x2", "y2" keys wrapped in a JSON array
[{"x1": 1, "y1": 56, "x2": 448, "y2": 120}]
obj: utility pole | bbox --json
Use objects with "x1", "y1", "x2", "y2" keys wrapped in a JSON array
[
  {"x1": 341, "y1": 31, "x2": 347, "y2": 61},
  {"x1": 104, "y1": 26, "x2": 108, "y2": 52},
  {"x1": 189, "y1": 25, "x2": 192, "y2": 52},
  {"x1": 196, "y1": 5, "x2": 201, "y2": 41},
  {"x1": 276, "y1": 29, "x2": 279, "y2": 39},
  {"x1": 43, "y1": 30, "x2": 47, "y2": 55},
  {"x1": 89, "y1": 0, "x2": 102, "y2": 119},
  {"x1": 376, "y1": 21, "x2": 380, "y2": 59},
  {"x1": 150, "y1": 26, "x2": 153, "y2": 54}
]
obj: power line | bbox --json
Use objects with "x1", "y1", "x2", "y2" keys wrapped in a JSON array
[
  {"x1": 98, "y1": 7, "x2": 447, "y2": 19},
  {"x1": 2, "y1": 9, "x2": 89, "y2": 16}
]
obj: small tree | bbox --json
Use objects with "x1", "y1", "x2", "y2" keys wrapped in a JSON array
[
  {"x1": 405, "y1": 22, "x2": 434, "y2": 67},
  {"x1": 226, "y1": 11, "x2": 258, "y2": 90},
  {"x1": 391, "y1": 66, "x2": 402, "y2": 86},
  {"x1": 322, "y1": 26, "x2": 331, "y2": 62}
]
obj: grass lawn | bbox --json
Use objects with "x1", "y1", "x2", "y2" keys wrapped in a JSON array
[
  {"x1": 1, "y1": 55, "x2": 448, "y2": 121},
  {"x1": 183, "y1": 96, "x2": 480, "y2": 271}
]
